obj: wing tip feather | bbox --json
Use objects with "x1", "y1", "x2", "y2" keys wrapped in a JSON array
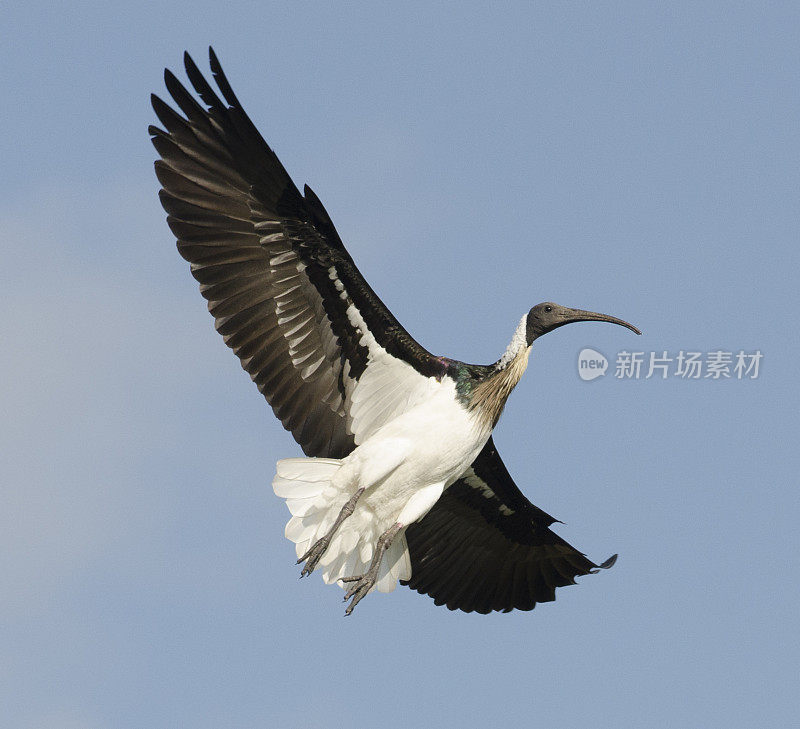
[{"x1": 597, "y1": 553, "x2": 618, "y2": 571}]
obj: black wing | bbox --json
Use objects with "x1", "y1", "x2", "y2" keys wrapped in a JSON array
[
  {"x1": 151, "y1": 49, "x2": 445, "y2": 457},
  {"x1": 402, "y1": 437, "x2": 617, "y2": 613}
]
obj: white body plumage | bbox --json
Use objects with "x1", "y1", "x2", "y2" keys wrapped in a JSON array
[{"x1": 274, "y1": 376, "x2": 494, "y2": 594}]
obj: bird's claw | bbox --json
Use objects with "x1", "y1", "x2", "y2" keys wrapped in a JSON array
[
  {"x1": 340, "y1": 573, "x2": 376, "y2": 616},
  {"x1": 296, "y1": 537, "x2": 330, "y2": 577}
]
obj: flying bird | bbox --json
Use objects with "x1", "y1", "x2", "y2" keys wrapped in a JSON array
[{"x1": 150, "y1": 48, "x2": 641, "y2": 615}]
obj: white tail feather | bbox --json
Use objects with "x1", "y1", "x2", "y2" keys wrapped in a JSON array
[{"x1": 272, "y1": 457, "x2": 411, "y2": 592}]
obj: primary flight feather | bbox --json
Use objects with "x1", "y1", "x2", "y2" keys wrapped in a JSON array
[{"x1": 151, "y1": 48, "x2": 640, "y2": 615}]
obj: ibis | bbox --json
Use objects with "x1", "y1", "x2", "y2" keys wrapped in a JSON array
[{"x1": 151, "y1": 49, "x2": 641, "y2": 615}]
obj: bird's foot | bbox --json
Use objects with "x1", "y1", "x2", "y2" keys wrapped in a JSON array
[
  {"x1": 340, "y1": 567, "x2": 380, "y2": 616},
  {"x1": 295, "y1": 487, "x2": 366, "y2": 578},
  {"x1": 296, "y1": 537, "x2": 330, "y2": 578},
  {"x1": 339, "y1": 521, "x2": 402, "y2": 616}
]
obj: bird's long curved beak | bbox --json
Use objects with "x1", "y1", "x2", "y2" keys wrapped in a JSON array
[{"x1": 561, "y1": 308, "x2": 641, "y2": 335}]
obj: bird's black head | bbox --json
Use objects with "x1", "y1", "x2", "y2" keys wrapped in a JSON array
[{"x1": 525, "y1": 302, "x2": 641, "y2": 344}]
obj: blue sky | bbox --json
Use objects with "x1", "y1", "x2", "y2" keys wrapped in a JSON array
[{"x1": 3, "y1": 2, "x2": 799, "y2": 727}]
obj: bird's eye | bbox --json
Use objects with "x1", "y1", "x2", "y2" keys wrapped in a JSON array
[{"x1": 544, "y1": 306, "x2": 552, "y2": 313}]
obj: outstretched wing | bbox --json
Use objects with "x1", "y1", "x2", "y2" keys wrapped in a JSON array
[
  {"x1": 151, "y1": 49, "x2": 446, "y2": 457},
  {"x1": 402, "y1": 437, "x2": 616, "y2": 613}
]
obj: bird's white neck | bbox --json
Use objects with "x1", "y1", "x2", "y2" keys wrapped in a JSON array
[
  {"x1": 496, "y1": 314, "x2": 529, "y2": 370},
  {"x1": 468, "y1": 316, "x2": 532, "y2": 429}
]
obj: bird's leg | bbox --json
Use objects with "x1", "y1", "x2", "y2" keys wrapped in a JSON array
[
  {"x1": 340, "y1": 522, "x2": 403, "y2": 616},
  {"x1": 339, "y1": 483, "x2": 445, "y2": 615},
  {"x1": 297, "y1": 487, "x2": 365, "y2": 578}
]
